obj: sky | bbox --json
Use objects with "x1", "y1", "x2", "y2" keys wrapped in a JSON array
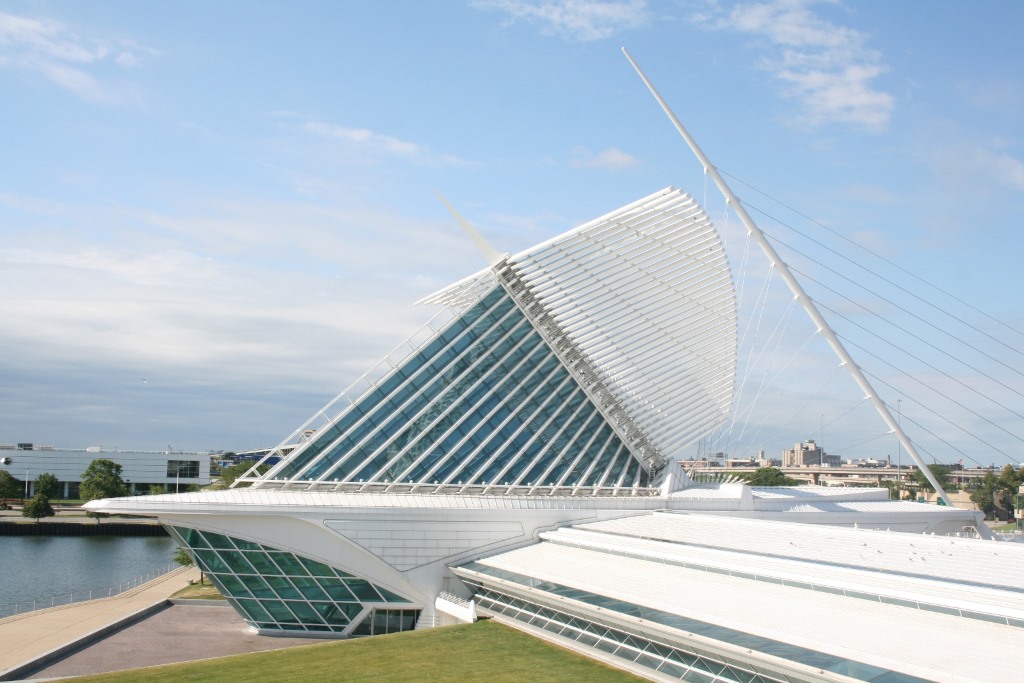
[{"x1": 1, "y1": 1, "x2": 1022, "y2": 465}]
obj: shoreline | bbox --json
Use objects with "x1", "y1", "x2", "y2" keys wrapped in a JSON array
[{"x1": 0, "y1": 509, "x2": 167, "y2": 536}]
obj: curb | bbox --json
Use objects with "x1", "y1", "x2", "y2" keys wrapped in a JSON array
[{"x1": 0, "y1": 600, "x2": 171, "y2": 681}]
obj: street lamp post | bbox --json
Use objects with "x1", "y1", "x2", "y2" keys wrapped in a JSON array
[{"x1": 897, "y1": 399, "x2": 902, "y2": 500}]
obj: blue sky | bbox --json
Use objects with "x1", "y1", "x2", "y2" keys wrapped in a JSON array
[{"x1": 1, "y1": 1, "x2": 1022, "y2": 465}]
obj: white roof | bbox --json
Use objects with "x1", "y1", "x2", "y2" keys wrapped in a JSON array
[{"x1": 472, "y1": 512, "x2": 1024, "y2": 683}]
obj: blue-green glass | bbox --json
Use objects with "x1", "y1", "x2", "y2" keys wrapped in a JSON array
[
  {"x1": 267, "y1": 551, "x2": 309, "y2": 576},
  {"x1": 218, "y1": 549, "x2": 256, "y2": 574},
  {"x1": 266, "y1": 575, "x2": 302, "y2": 600},
  {"x1": 290, "y1": 575, "x2": 329, "y2": 600},
  {"x1": 261, "y1": 599, "x2": 300, "y2": 623},
  {"x1": 245, "y1": 551, "x2": 281, "y2": 575},
  {"x1": 234, "y1": 598, "x2": 272, "y2": 623},
  {"x1": 193, "y1": 549, "x2": 230, "y2": 574},
  {"x1": 237, "y1": 574, "x2": 277, "y2": 599},
  {"x1": 216, "y1": 573, "x2": 251, "y2": 598},
  {"x1": 199, "y1": 531, "x2": 236, "y2": 550}
]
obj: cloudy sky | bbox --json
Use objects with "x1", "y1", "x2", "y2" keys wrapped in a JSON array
[{"x1": 1, "y1": 1, "x2": 1022, "y2": 465}]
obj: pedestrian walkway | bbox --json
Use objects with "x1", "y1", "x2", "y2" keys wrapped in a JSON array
[{"x1": 0, "y1": 566, "x2": 199, "y2": 679}]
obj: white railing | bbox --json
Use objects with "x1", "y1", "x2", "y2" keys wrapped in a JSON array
[{"x1": 0, "y1": 563, "x2": 179, "y2": 619}]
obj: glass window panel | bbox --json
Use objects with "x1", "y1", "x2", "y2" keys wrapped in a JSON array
[
  {"x1": 245, "y1": 552, "x2": 281, "y2": 575},
  {"x1": 266, "y1": 575, "x2": 302, "y2": 600},
  {"x1": 311, "y1": 602, "x2": 352, "y2": 626},
  {"x1": 319, "y1": 578, "x2": 358, "y2": 602},
  {"x1": 351, "y1": 611, "x2": 375, "y2": 636},
  {"x1": 173, "y1": 526, "x2": 209, "y2": 548},
  {"x1": 657, "y1": 661, "x2": 689, "y2": 678},
  {"x1": 218, "y1": 550, "x2": 256, "y2": 574},
  {"x1": 634, "y1": 653, "x2": 663, "y2": 670},
  {"x1": 267, "y1": 552, "x2": 309, "y2": 576},
  {"x1": 346, "y1": 579, "x2": 383, "y2": 602},
  {"x1": 235, "y1": 598, "x2": 272, "y2": 622},
  {"x1": 374, "y1": 586, "x2": 410, "y2": 603},
  {"x1": 284, "y1": 600, "x2": 324, "y2": 624},
  {"x1": 193, "y1": 549, "x2": 230, "y2": 574},
  {"x1": 232, "y1": 538, "x2": 262, "y2": 551},
  {"x1": 291, "y1": 575, "x2": 329, "y2": 601},
  {"x1": 199, "y1": 531, "x2": 236, "y2": 550},
  {"x1": 216, "y1": 573, "x2": 251, "y2": 598},
  {"x1": 238, "y1": 574, "x2": 277, "y2": 599},
  {"x1": 261, "y1": 599, "x2": 300, "y2": 624}
]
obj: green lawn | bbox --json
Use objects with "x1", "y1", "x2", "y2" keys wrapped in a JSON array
[{"x1": 67, "y1": 620, "x2": 644, "y2": 683}]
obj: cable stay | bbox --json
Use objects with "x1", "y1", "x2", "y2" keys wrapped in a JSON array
[
  {"x1": 817, "y1": 299, "x2": 1024, "y2": 417},
  {"x1": 767, "y1": 233, "x2": 1024, "y2": 382},
  {"x1": 721, "y1": 170, "x2": 1024, "y2": 352},
  {"x1": 838, "y1": 335, "x2": 1024, "y2": 445},
  {"x1": 865, "y1": 371, "x2": 1023, "y2": 465}
]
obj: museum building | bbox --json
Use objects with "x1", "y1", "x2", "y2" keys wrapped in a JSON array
[{"x1": 88, "y1": 188, "x2": 1023, "y2": 683}]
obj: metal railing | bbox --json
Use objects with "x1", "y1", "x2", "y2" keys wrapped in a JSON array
[{"x1": 0, "y1": 563, "x2": 179, "y2": 619}]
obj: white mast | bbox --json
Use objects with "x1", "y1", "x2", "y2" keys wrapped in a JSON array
[{"x1": 621, "y1": 47, "x2": 955, "y2": 505}]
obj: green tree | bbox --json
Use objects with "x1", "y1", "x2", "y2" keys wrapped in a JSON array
[
  {"x1": 81, "y1": 458, "x2": 129, "y2": 521},
  {"x1": 739, "y1": 466, "x2": 800, "y2": 487},
  {"x1": 22, "y1": 493, "x2": 55, "y2": 521},
  {"x1": 173, "y1": 546, "x2": 204, "y2": 584},
  {"x1": 35, "y1": 472, "x2": 61, "y2": 499},
  {"x1": 912, "y1": 464, "x2": 951, "y2": 493},
  {"x1": 0, "y1": 469, "x2": 21, "y2": 500},
  {"x1": 216, "y1": 462, "x2": 269, "y2": 489},
  {"x1": 148, "y1": 484, "x2": 167, "y2": 495},
  {"x1": 996, "y1": 464, "x2": 1022, "y2": 497},
  {"x1": 970, "y1": 471, "x2": 999, "y2": 519}
]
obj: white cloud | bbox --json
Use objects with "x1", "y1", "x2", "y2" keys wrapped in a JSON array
[
  {"x1": 304, "y1": 121, "x2": 477, "y2": 167},
  {"x1": 569, "y1": 146, "x2": 640, "y2": 169},
  {"x1": 0, "y1": 191, "x2": 484, "y2": 414},
  {"x1": 473, "y1": 0, "x2": 649, "y2": 42},
  {"x1": 701, "y1": 0, "x2": 894, "y2": 130},
  {"x1": 0, "y1": 11, "x2": 154, "y2": 102}
]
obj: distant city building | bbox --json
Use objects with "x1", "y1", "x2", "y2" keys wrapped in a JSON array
[
  {"x1": 782, "y1": 439, "x2": 841, "y2": 467},
  {"x1": 0, "y1": 444, "x2": 212, "y2": 497},
  {"x1": 842, "y1": 457, "x2": 891, "y2": 468}
]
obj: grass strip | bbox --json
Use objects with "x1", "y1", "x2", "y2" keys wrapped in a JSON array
[{"x1": 66, "y1": 619, "x2": 644, "y2": 683}]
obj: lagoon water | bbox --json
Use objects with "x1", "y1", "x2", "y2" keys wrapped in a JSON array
[{"x1": 0, "y1": 535, "x2": 178, "y2": 616}]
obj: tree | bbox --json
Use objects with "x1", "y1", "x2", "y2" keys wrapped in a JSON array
[
  {"x1": 173, "y1": 546, "x2": 204, "y2": 584},
  {"x1": 35, "y1": 472, "x2": 60, "y2": 499},
  {"x1": 22, "y1": 493, "x2": 55, "y2": 521},
  {"x1": 81, "y1": 458, "x2": 129, "y2": 521},
  {"x1": 969, "y1": 465, "x2": 1022, "y2": 520},
  {"x1": 0, "y1": 470, "x2": 21, "y2": 501},
  {"x1": 912, "y1": 464, "x2": 951, "y2": 493},
  {"x1": 739, "y1": 466, "x2": 800, "y2": 487},
  {"x1": 970, "y1": 471, "x2": 999, "y2": 519},
  {"x1": 216, "y1": 462, "x2": 269, "y2": 489},
  {"x1": 148, "y1": 484, "x2": 167, "y2": 495}
]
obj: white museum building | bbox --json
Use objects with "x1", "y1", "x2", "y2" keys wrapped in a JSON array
[{"x1": 88, "y1": 187, "x2": 1024, "y2": 683}]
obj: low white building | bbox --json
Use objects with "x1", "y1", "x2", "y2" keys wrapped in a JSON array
[{"x1": 0, "y1": 444, "x2": 212, "y2": 498}]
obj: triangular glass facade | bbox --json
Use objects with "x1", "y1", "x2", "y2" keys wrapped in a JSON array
[{"x1": 269, "y1": 285, "x2": 646, "y2": 491}]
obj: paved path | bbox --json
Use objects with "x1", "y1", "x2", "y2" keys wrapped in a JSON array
[
  {"x1": 0, "y1": 567, "x2": 319, "y2": 680},
  {"x1": 27, "y1": 602, "x2": 315, "y2": 679},
  {"x1": 0, "y1": 566, "x2": 200, "y2": 678}
]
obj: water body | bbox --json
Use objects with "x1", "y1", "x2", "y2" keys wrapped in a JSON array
[{"x1": 0, "y1": 535, "x2": 178, "y2": 616}]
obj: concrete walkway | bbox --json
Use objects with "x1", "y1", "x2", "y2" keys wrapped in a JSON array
[{"x1": 0, "y1": 566, "x2": 201, "y2": 679}]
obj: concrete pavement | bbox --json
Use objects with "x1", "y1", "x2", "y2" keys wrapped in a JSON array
[{"x1": 0, "y1": 566, "x2": 200, "y2": 680}]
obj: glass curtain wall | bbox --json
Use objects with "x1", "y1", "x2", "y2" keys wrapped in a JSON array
[{"x1": 269, "y1": 285, "x2": 647, "y2": 491}]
